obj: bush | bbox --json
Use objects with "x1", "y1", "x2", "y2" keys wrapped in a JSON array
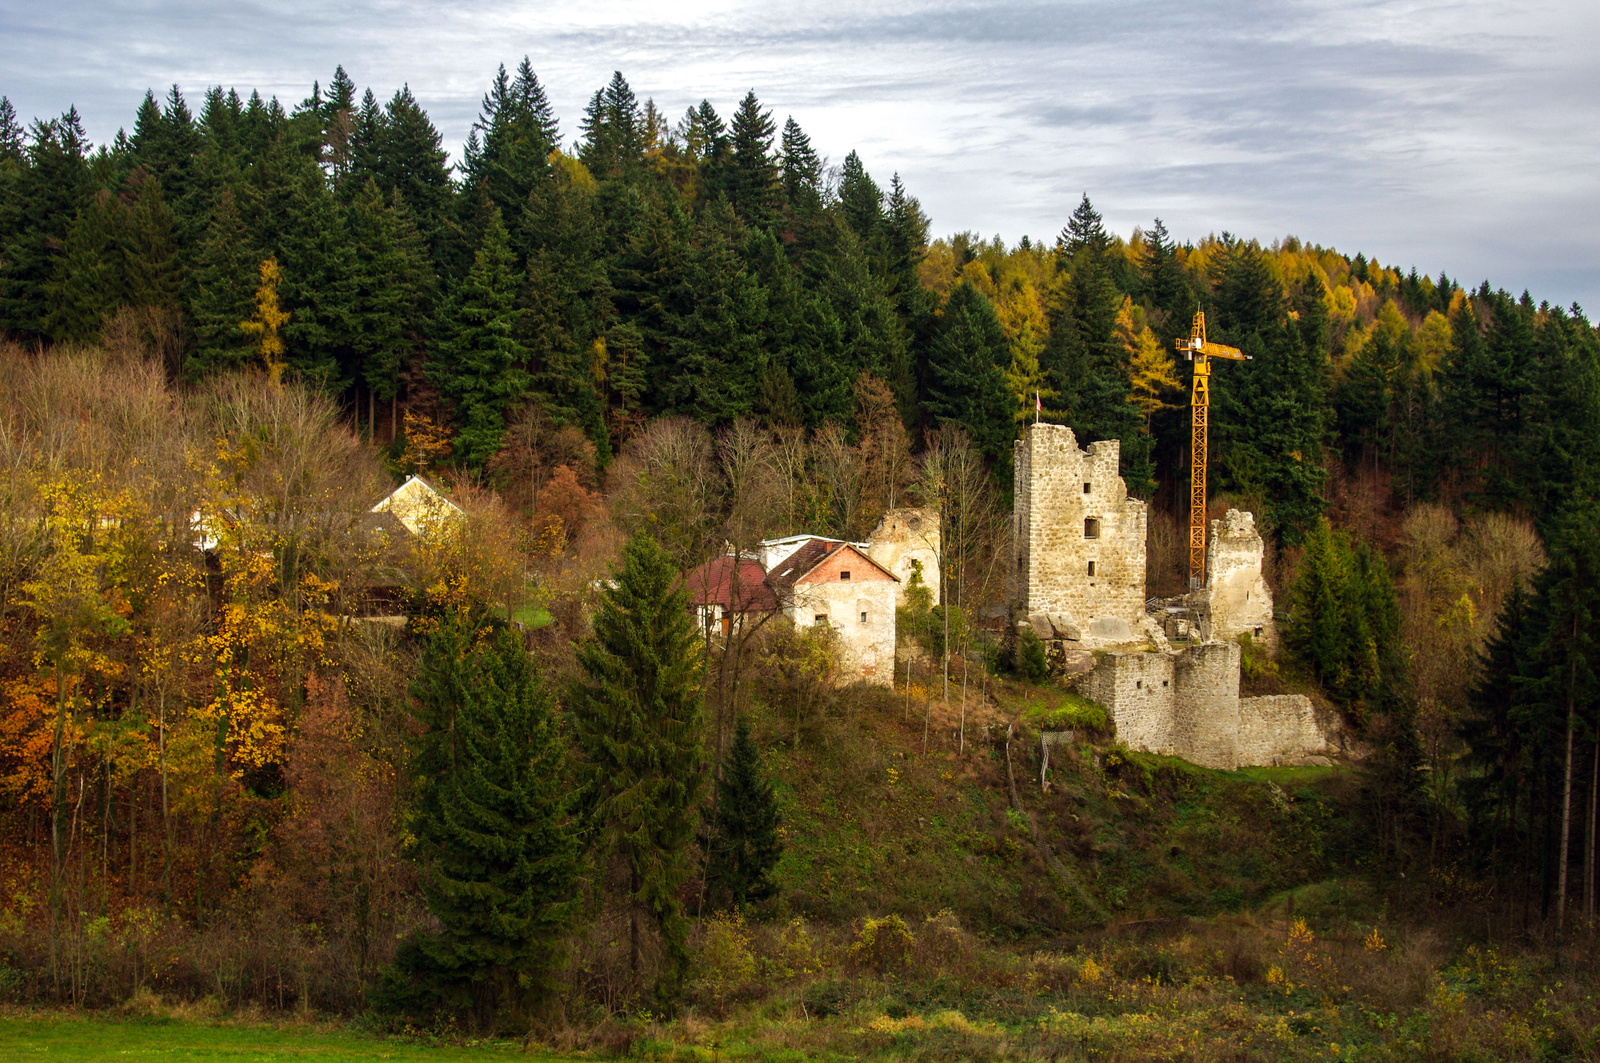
[
  {"x1": 1015, "y1": 628, "x2": 1049, "y2": 680},
  {"x1": 851, "y1": 915, "x2": 913, "y2": 973}
]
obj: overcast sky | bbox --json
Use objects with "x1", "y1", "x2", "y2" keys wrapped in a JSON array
[{"x1": 4, "y1": 0, "x2": 1597, "y2": 310}]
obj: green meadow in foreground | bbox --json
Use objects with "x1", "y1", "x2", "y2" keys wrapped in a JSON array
[{"x1": 0, "y1": 1014, "x2": 544, "y2": 1062}]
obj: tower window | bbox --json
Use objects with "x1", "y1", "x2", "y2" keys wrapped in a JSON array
[
  {"x1": 1084, "y1": 517, "x2": 1100, "y2": 539},
  {"x1": 814, "y1": 614, "x2": 827, "y2": 626},
  {"x1": 1087, "y1": 560, "x2": 1096, "y2": 576},
  {"x1": 860, "y1": 611, "x2": 868, "y2": 623},
  {"x1": 840, "y1": 570, "x2": 851, "y2": 580},
  {"x1": 1083, "y1": 482, "x2": 1092, "y2": 494},
  {"x1": 1136, "y1": 680, "x2": 1143, "y2": 689}
]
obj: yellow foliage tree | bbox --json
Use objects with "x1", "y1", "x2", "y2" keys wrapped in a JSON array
[
  {"x1": 1115, "y1": 297, "x2": 1182, "y2": 425},
  {"x1": 1003, "y1": 321, "x2": 1056, "y2": 427},
  {"x1": 239, "y1": 257, "x2": 291, "y2": 388}
]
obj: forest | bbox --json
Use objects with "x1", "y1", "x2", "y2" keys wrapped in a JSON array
[{"x1": 2, "y1": 59, "x2": 1600, "y2": 1059}]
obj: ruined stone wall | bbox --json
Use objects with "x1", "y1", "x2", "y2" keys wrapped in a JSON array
[
  {"x1": 1170, "y1": 641, "x2": 1243, "y2": 769},
  {"x1": 1082, "y1": 641, "x2": 1334, "y2": 769},
  {"x1": 865, "y1": 508, "x2": 941, "y2": 607},
  {"x1": 1202, "y1": 509, "x2": 1277, "y2": 648},
  {"x1": 1237, "y1": 695, "x2": 1335, "y2": 765},
  {"x1": 1012, "y1": 425, "x2": 1147, "y2": 641},
  {"x1": 1080, "y1": 651, "x2": 1175, "y2": 754}
]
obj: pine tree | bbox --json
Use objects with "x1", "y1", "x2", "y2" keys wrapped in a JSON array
[
  {"x1": 347, "y1": 180, "x2": 432, "y2": 418},
  {"x1": 705, "y1": 717, "x2": 782, "y2": 910},
  {"x1": 578, "y1": 72, "x2": 644, "y2": 181},
  {"x1": 373, "y1": 87, "x2": 452, "y2": 259},
  {"x1": 569, "y1": 532, "x2": 707, "y2": 1002},
  {"x1": 381, "y1": 614, "x2": 580, "y2": 1026},
  {"x1": 432, "y1": 207, "x2": 528, "y2": 466}
]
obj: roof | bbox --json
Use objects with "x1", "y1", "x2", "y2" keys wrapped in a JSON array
[
  {"x1": 766, "y1": 538, "x2": 899, "y2": 589},
  {"x1": 681, "y1": 556, "x2": 778, "y2": 613},
  {"x1": 371, "y1": 475, "x2": 464, "y2": 536}
]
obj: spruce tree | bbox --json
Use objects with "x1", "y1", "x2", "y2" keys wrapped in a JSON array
[
  {"x1": 705, "y1": 717, "x2": 782, "y2": 910},
  {"x1": 432, "y1": 206, "x2": 528, "y2": 466},
  {"x1": 925, "y1": 281, "x2": 1013, "y2": 465},
  {"x1": 185, "y1": 187, "x2": 260, "y2": 376},
  {"x1": 726, "y1": 91, "x2": 780, "y2": 230},
  {"x1": 382, "y1": 614, "x2": 580, "y2": 1026},
  {"x1": 569, "y1": 532, "x2": 707, "y2": 1002}
]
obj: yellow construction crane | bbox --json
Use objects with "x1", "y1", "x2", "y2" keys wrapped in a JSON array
[{"x1": 1175, "y1": 312, "x2": 1248, "y2": 588}]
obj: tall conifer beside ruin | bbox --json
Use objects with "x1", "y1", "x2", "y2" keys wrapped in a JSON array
[
  {"x1": 569, "y1": 532, "x2": 706, "y2": 1003},
  {"x1": 382, "y1": 614, "x2": 579, "y2": 1027}
]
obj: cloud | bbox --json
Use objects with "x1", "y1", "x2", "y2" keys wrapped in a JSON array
[{"x1": 1, "y1": 0, "x2": 1595, "y2": 306}]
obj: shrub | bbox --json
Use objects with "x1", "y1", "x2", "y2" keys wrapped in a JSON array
[{"x1": 851, "y1": 915, "x2": 913, "y2": 973}]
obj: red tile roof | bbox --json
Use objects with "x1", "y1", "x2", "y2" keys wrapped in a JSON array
[{"x1": 681, "y1": 556, "x2": 778, "y2": 613}]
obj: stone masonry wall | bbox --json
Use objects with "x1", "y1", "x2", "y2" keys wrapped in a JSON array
[
  {"x1": 1012, "y1": 424, "x2": 1147, "y2": 641},
  {"x1": 1080, "y1": 651, "x2": 1175, "y2": 753},
  {"x1": 1170, "y1": 641, "x2": 1243, "y2": 769},
  {"x1": 1237, "y1": 695, "x2": 1335, "y2": 765},
  {"x1": 1202, "y1": 509, "x2": 1277, "y2": 649},
  {"x1": 865, "y1": 508, "x2": 941, "y2": 607}
]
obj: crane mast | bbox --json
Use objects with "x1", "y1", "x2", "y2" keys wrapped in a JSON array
[{"x1": 1175, "y1": 312, "x2": 1247, "y2": 587}]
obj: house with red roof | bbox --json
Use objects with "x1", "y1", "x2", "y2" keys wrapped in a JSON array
[{"x1": 765, "y1": 539, "x2": 899, "y2": 686}]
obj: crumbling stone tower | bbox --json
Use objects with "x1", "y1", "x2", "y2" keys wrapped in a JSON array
[{"x1": 1012, "y1": 424, "x2": 1147, "y2": 640}]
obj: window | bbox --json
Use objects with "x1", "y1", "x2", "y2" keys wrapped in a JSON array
[
  {"x1": 1087, "y1": 560, "x2": 1096, "y2": 576},
  {"x1": 1084, "y1": 517, "x2": 1100, "y2": 539},
  {"x1": 1083, "y1": 482, "x2": 1092, "y2": 494},
  {"x1": 840, "y1": 570, "x2": 851, "y2": 580},
  {"x1": 1254, "y1": 627, "x2": 1264, "y2": 638},
  {"x1": 860, "y1": 611, "x2": 868, "y2": 623},
  {"x1": 814, "y1": 614, "x2": 828, "y2": 626},
  {"x1": 1136, "y1": 680, "x2": 1143, "y2": 689},
  {"x1": 1017, "y1": 556, "x2": 1024, "y2": 571},
  {"x1": 1162, "y1": 680, "x2": 1169, "y2": 687}
]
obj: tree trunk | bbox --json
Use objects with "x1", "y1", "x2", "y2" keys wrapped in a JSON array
[
  {"x1": 1587, "y1": 739, "x2": 1598, "y2": 929},
  {"x1": 1560, "y1": 687, "x2": 1576, "y2": 933}
]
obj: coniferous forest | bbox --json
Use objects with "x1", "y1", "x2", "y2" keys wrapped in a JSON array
[{"x1": 3, "y1": 62, "x2": 1600, "y2": 1058}]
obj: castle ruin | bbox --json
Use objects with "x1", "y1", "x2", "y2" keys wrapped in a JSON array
[{"x1": 1011, "y1": 423, "x2": 1338, "y2": 769}]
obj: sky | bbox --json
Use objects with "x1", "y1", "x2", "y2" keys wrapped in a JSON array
[{"x1": 4, "y1": 0, "x2": 1597, "y2": 310}]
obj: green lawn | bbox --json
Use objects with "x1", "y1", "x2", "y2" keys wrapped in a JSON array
[{"x1": 0, "y1": 1014, "x2": 555, "y2": 1062}]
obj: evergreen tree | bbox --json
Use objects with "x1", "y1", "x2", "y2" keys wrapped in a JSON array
[
  {"x1": 432, "y1": 207, "x2": 528, "y2": 466},
  {"x1": 925, "y1": 282, "x2": 1013, "y2": 466},
  {"x1": 0, "y1": 109, "x2": 91, "y2": 340},
  {"x1": 347, "y1": 180, "x2": 432, "y2": 418},
  {"x1": 726, "y1": 91, "x2": 780, "y2": 230},
  {"x1": 373, "y1": 87, "x2": 452, "y2": 259},
  {"x1": 838, "y1": 151, "x2": 881, "y2": 244},
  {"x1": 578, "y1": 72, "x2": 645, "y2": 181},
  {"x1": 43, "y1": 189, "x2": 122, "y2": 341},
  {"x1": 568, "y1": 532, "x2": 707, "y2": 1002},
  {"x1": 705, "y1": 717, "x2": 782, "y2": 910},
  {"x1": 779, "y1": 116, "x2": 822, "y2": 220},
  {"x1": 185, "y1": 187, "x2": 260, "y2": 376},
  {"x1": 463, "y1": 59, "x2": 560, "y2": 235},
  {"x1": 381, "y1": 614, "x2": 580, "y2": 1026}
]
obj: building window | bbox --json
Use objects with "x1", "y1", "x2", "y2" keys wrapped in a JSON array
[
  {"x1": 1254, "y1": 626, "x2": 1264, "y2": 638},
  {"x1": 1083, "y1": 482, "x2": 1092, "y2": 494},
  {"x1": 840, "y1": 570, "x2": 851, "y2": 580},
  {"x1": 1136, "y1": 680, "x2": 1143, "y2": 689},
  {"x1": 860, "y1": 611, "x2": 868, "y2": 623},
  {"x1": 1087, "y1": 560, "x2": 1096, "y2": 576},
  {"x1": 1162, "y1": 680, "x2": 1169, "y2": 687},
  {"x1": 814, "y1": 614, "x2": 827, "y2": 626},
  {"x1": 1084, "y1": 517, "x2": 1100, "y2": 539}
]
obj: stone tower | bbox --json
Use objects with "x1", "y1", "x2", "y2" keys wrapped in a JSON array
[{"x1": 1011, "y1": 424, "x2": 1147, "y2": 640}]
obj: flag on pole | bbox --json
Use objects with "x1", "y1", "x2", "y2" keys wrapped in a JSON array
[{"x1": 1035, "y1": 391, "x2": 1041, "y2": 423}]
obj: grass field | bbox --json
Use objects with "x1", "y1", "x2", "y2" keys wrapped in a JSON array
[{"x1": 0, "y1": 1014, "x2": 551, "y2": 1062}]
